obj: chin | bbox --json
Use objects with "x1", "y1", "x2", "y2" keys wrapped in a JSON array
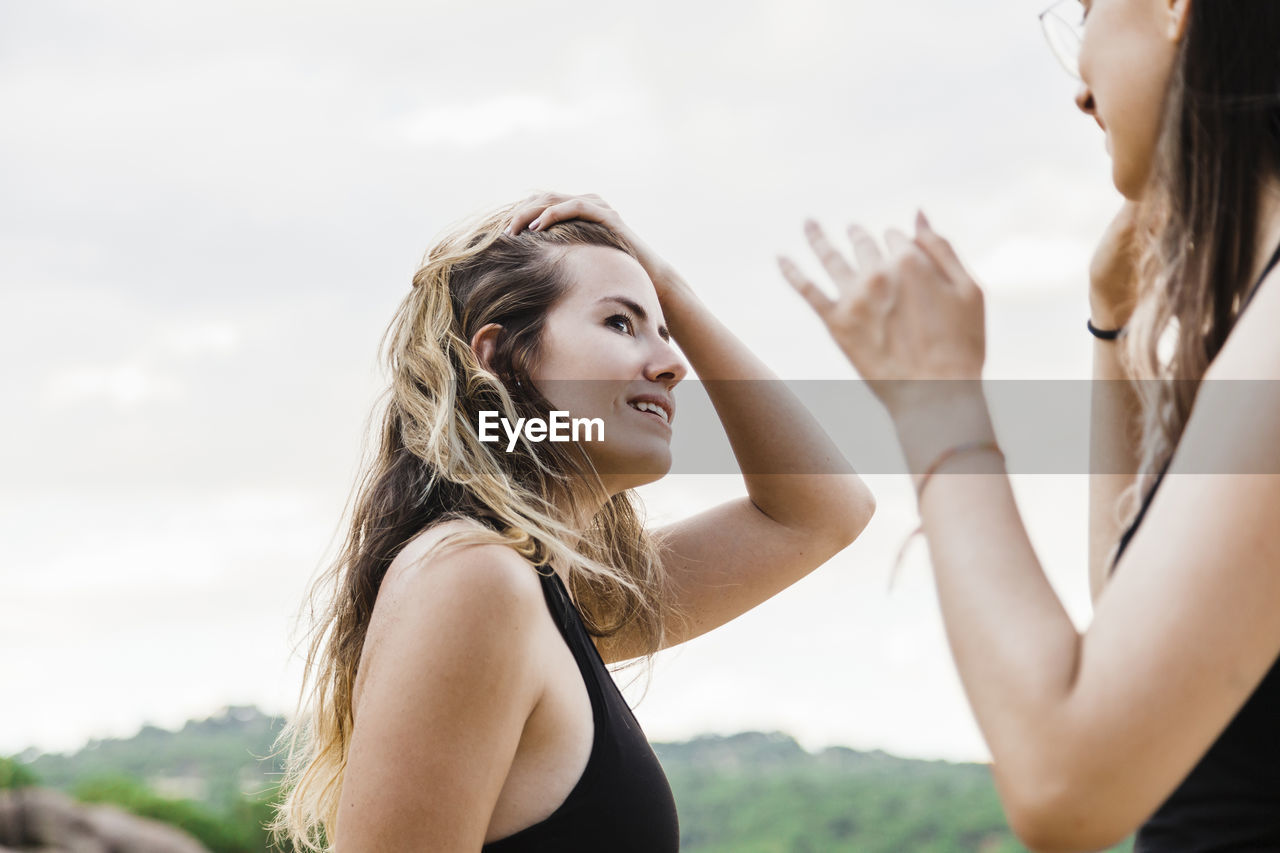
[
  {"x1": 595, "y1": 446, "x2": 673, "y2": 492},
  {"x1": 626, "y1": 451, "x2": 674, "y2": 484},
  {"x1": 1111, "y1": 147, "x2": 1156, "y2": 201},
  {"x1": 1114, "y1": 172, "x2": 1146, "y2": 201},
  {"x1": 620, "y1": 471, "x2": 669, "y2": 491}
]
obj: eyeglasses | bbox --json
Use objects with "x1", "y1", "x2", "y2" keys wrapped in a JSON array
[{"x1": 1039, "y1": 0, "x2": 1085, "y2": 80}]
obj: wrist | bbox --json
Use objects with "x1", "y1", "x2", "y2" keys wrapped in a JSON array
[
  {"x1": 1087, "y1": 318, "x2": 1126, "y2": 340},
  {"x1": 621, "y1": 231, "x2": 681, "y2": 292},
  {"x1": 888, "y1": 381, "x2": 997, "y2": 478},
  {"x1": 1088, "y1": 292, "x2": 1134, "y2": 330},
  {"x1": 655, "y1": 269, "x2": 698, "y2": 307},
  {"x1": 915, "y1": 440, "x2": 1005, "y2": 503},
  {"x1": 886, "y1": 378, "x2": 987, "y2": 423}
]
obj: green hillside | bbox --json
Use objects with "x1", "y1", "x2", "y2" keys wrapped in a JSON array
[
  {"x1": 20, "y1": 705, "x2": 283, "y2": 815},
  {"x1": 659, "y1": 733, "x2": 1054, "y2": 852},
  {"x1": 9, "y1": 707, "x2": 1133, "y2": 852}
]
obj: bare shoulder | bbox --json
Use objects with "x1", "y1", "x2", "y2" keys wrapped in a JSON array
[
  {"x1": 354, "y1": 519, "x2": 550, "y2": 713},
  {"x1": 381, "y1": 518, "x2": 546, "y2": 610},
  {"x1": 339, "y1": 521, "x2": 555, "y2": 847}
]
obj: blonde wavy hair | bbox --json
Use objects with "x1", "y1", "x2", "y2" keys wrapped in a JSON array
[{"x1": 267, "y1": 202, "x2": 677, "y2": 851}]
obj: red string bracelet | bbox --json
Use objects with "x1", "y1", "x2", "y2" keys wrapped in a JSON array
[
  {"x1": 887, "y1": 440, "x2": 1005, "y2": 591},
  {"x1": 915, "y1": 439, "x2": 1005, "y2": 502}
]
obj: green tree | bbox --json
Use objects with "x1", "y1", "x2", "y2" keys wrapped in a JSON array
[
  {"x1": 74, "y1": 774, "x2": 259, "y2": 853},
  {"x1": 0, "y1": 756, "x2": 39, "y2": 790}
]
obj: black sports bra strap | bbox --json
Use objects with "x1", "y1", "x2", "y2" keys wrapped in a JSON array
[
  {"x1": 482, "y1": 567, "x2": 680, "y2": 852},
  {"x1": 1242, "y1": 236, "x2": 1280, "y2": 311}
]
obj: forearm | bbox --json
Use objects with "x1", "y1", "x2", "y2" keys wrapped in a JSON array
[
  {"x1": 896, "y1": 389, "x2": 1083, "y2": 789},
  {"x1": 658, "y1": 272, "x2": 873, "y2": 538}
]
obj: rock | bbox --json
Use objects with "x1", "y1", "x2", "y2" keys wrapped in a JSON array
[
  {"x1": 84, "y1": 804, "x2": 208, "y2": 853},
  {"x1": 0, "y1": 788, "x2": 105, "y2": 853},
  {"x1": 0, "y1": 787, "x2": 209, "y2": 852}
]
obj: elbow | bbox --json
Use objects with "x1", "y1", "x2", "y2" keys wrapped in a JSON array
[
  {"x1": 834, "y1": 480, "x2": 876, "y2": 547},
  {"x1": 1000, "y1": 763, "x2": 1134, "y2": 853},
  {"x1": 1008, "y1": 809, "x2": 1133, "y2": 853},
  {"x1": 766, "y1": 480, "x2": 876, "y2": 557}
]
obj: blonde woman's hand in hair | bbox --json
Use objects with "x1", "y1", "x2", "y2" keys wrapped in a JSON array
[
  {"x1": 1090, "y1": 200, "x2": 1145, "y2": 328},
  {"x1": 778, "y1": 213, "x2": 986, "y2": 420},
  {"x1": 505, "y1": 191, "x2": 683, "y2": 300}
]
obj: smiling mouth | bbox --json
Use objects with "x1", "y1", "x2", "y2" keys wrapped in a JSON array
[{"x1": 628, "y1": 400, "x2": 672, "y2": 426}]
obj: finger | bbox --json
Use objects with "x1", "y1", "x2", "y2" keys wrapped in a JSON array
[
  {"x1": 803, "y1": 220, "x2": 858, "y2": 290},
  {"x1": 505, "y1": 191, "x2": 570, "y2": 235},
  {"x1": 777, "y1": 255, "x2": 835, "y2": 318},
  {"x1": 516, "y1": 190, "x2": 549, "y2": 208},
  {"x1": 529, "y1": 198, "x2": 614, "y2": 232},
  {"x1": 506, "y1": 206, "x2": 547, "y2": 235},
  {"x1": 532, "y1": 189, "x2": 567, "y2": 207},
  {"x1": 886, "y1": 224, "x2": 948, "y2": 301},
  {"x1": 912, "y1": 210, "x2": 977, "y2": 292},
  {"x1": 883, "y1": 227, "x2": 912, "y2": 257},
  {"x1": 862, "y1": 267, "x2": 893, "y2": 306},
  {"x1": 845, "y1": 223, "x2": 883, "y2": 270}
]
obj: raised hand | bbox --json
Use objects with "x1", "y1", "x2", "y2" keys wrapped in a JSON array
[
  {"x1": 504, "y1": 191, "x2": 679, "y2": 301},
  {"x1": 1089, "y1": 199, "x2": 1145, "y2": 329},
  {"x1": 778, "y1": 212, "x2": 986, "y2": 418}
]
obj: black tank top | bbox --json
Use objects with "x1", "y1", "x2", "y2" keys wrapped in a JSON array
[
  {"x1": 1113, "y1": 239, "x2": 1280, "y2": 851},
  {"x1": 481, "y1": 569, "x2": 680, "y2": 853}
]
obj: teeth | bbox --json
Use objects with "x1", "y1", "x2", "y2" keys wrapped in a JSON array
[{"x1": 630, "y1": 401, "x2": 669, "y2": 424}]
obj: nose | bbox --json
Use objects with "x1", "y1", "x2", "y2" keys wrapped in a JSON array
[
  {"x1": 645, "y1": 340, "x2": 688, "y2": 387},
  {"x1": 1075, "y1": 84, "x2": 1095, "y2": 117}
]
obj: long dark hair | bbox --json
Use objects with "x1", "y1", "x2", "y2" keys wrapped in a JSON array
[{"x1": 1125, "y1": 1, "x2": 1280, "y2": 488}]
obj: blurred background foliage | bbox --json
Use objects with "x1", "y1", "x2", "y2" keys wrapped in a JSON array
[{"x1": 4, "y1": 707, "x2": 1132, "y2": 852}]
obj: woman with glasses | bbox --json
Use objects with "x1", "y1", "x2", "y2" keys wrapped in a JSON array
[{"x1": 781, "y1": 1, "x2": 1280, "y2": 849}]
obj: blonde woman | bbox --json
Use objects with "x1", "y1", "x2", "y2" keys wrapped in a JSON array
[
  {"x1": 271, "y1": 193, "x2": 875, "y2": 851},
  {"x1": 782, "y1": 0, "x2": 1280, "y2": 849}
]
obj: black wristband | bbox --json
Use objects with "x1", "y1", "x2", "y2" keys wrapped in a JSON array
[{"x1": 1087, "y1": 318, "x2": 1126, "y2": 340}]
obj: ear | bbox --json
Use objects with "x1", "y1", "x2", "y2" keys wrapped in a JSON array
[
  {"x1": 1167, "y1": 0, "x2": 1191, "y2": 41},
  {"x1": 470, "y1": 322, "x2": 504, "y2": 374}
]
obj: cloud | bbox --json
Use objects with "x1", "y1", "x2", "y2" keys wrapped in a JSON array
[
  {"x1": 38, "y1": 321, "x2": 242, "y2": 409},
  {"x1": 157, "y1": 322, "x2": 241, "y2": 357},
  {"x1": 41, "y1": 361, "x2": 184, "y2": 408},
  {"x1": 394, "y1": 93, "x2": 622, "y2": 148}
]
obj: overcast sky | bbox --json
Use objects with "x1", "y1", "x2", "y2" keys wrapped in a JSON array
[{"x1": 2, "y1": 0, "x2": 1125, "y2": 763}]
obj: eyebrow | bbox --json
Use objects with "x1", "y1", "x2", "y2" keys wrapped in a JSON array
[{"x1": 596, "y1": 296, "x2": 670, "y2": 341}]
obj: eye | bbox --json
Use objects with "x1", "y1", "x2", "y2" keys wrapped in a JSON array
[{"x1": 605, "y1": 313, "x2": 635, "y2": 335}]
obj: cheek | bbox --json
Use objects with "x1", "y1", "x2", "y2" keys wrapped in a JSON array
[
  {"x1": 1085, "y1": 33, "x2": 1175, "y2": 194},
  {"x1": 533, "y1": 320, "x2": 641, "y2": 381},
  {"x1": 1116, "y1": 73, "x2": 1173, "y2": 193},
  {"x1": 531, "y1": 376, "x2": 626, "y2": 425}
]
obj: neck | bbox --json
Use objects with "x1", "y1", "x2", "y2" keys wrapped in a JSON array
[{"x1": 545, "y1": 481, "x2": 613, "y2": 569}]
